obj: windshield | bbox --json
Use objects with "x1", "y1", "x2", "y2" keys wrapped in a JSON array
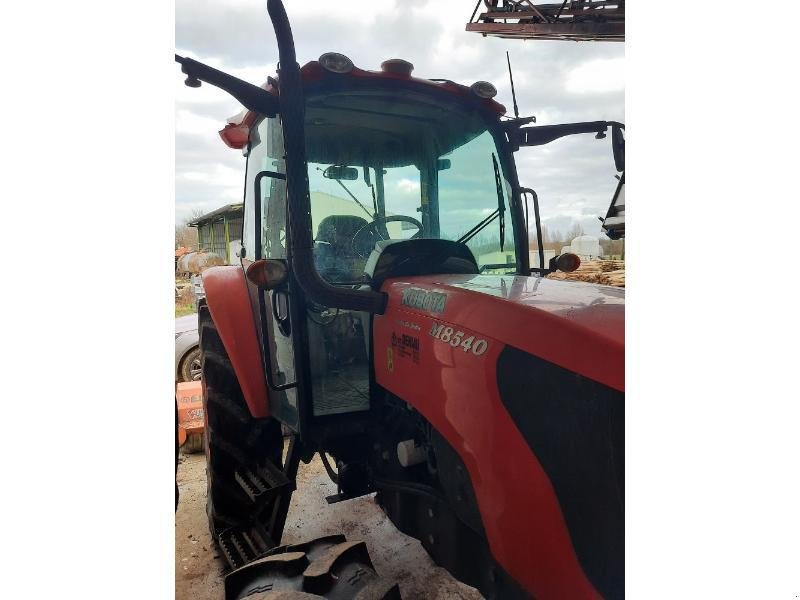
[{"x1": 305, "y1": 88, "x2": 517, "y2": 283}]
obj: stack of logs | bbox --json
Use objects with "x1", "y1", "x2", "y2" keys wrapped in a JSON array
[{"x1": 547, "y1": 259, "x2": 625, "y2": 287}]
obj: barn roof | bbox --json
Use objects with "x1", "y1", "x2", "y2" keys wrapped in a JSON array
[{"x1": 187, "y1": 203, "x2": 243, "y2": 227}]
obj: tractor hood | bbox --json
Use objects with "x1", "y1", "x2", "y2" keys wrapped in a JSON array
[{"x1": 380, "y1": 273, "x2": 624, "y2": 391}]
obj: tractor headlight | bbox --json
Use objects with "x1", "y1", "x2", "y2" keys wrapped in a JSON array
[
  {"x1": 470, "y1": 81, "x2": 497, "y2": 99},
  {"x1": 319, "y1": 52, "x2": 354, "y2": 74}
]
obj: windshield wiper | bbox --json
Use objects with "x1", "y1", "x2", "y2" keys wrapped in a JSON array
[
  {"x1": 492, "y1": 153, "x2": 505, "y2": 252},
  {"x1": 456, "y1": 208, "x2": 499, "y2": 246},
  {"x1": 456, "y1": 153, "x2": 506, "y2": 249},
  {"x1": 315, "y1": 167, "x2": 374, "y2": 219},
  {"x1": 334, "y1": 179, "x2": 374, "y2": 219}
]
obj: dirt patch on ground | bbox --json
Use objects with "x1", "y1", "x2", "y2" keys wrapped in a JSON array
[
  {"x1": 175, "y1": 451, "x2": 482, "y2": 599},
  {"x1": 175, "y1": 453, "x2": 225, "y2": 600}
]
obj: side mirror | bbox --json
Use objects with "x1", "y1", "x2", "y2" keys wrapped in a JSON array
[
  {"x1": 175, "y1": 55, "x2": 279, "y2": 117},
  {"x1": 323, "y1": 165, "x2": 359, "y2": 181},
  {"x1": 549, "y1": 253, "x2": 581, "y2": 273},
  {"x1": 246, "y1": 259, "x2": 288, "y2": 289}
]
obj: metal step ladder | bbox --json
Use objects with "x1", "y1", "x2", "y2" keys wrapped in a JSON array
[{"x1": 217, "y1": 436, "x2": 302, "y2": 571}]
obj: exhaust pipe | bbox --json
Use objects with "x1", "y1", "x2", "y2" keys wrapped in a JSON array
[{"x1": 267, "y1": 0, "x2": 387, "y2": 314}]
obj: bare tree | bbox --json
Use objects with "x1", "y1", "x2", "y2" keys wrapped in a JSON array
[
  {"x1": 175, "y1": 207, "x2": 205, "y2": 250},
  {"x1": 563, "y1": 222, "x2": 585, "y2": 243},
  {"x1": 175, "y1": 223, "x2": 198, "y2": 250},
  {"x1": 599, "y1": 237, "x2": 625, "y2": 259}
]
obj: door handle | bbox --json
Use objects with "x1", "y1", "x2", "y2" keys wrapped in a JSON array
[{"x1": 272, "y1": 289, "x2": 292, "y2": 337}]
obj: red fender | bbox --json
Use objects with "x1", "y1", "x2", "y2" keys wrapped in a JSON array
[{"x1": 202, "y1": 266, "x2": 270, "y2": 418}]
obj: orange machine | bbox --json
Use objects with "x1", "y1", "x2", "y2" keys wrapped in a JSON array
[{"x1": 176, "y1": 381, "x2": 204, "y2": 451}]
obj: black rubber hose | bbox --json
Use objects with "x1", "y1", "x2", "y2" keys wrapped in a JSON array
[
  {"x1": 319, "y1": 452, "x2": 339, "y2": 485},
  {"x1": 372, "y1": 477, "x2": 443, "y2": 503},
  {"x1": 373, "y1": 477, "x2": 485, "y2": 537}
]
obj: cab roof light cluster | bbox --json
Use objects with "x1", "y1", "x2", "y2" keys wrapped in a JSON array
[{"x1": 319, "y1": 52, "x2": 354, "y2": 74}]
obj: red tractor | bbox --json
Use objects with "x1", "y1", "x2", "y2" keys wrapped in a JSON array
[{"x1": 176, "y1": 1, "x2": 624, "y2": 598}]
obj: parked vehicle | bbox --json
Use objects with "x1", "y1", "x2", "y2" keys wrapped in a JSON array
[{"x1": 175, "y1": 314, "x2": 200, "y2": 382}]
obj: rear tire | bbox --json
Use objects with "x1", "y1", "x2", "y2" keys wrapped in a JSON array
[{"x1": 199, "y1": 303, "x2": 283, "y2": 539}]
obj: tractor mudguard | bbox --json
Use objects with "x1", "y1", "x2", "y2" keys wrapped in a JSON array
[{"x1": 202, "y1": 265, "x2": 270, "y2": 418}]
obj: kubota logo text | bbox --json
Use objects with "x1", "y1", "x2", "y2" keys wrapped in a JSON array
[{"x1": 400, "y1": 288, "x2": 447, "y2": 314}]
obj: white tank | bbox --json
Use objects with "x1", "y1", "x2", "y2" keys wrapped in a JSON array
[
  {"x1": 529, "y1": 249, "x2": 556, "y2": 268},
  {"x1": 570, "y1": 235, "x2": 600, "y2": 258}
]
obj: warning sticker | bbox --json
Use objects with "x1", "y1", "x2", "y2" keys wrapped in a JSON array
[{"x1": 391, "y1": 331, "x2": 420, "y2": 364}]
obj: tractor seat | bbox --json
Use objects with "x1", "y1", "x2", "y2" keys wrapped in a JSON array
[
  {"x1": 314, "y1": 214, "x2": 378, "y2": 281},
  {"x1": 316, "y1": 215, "x2": 370, "y2": 250}
]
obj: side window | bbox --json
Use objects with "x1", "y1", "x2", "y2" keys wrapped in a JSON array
[{"x1": 242, "y1": 116, "x2": 286, "y2": 259}]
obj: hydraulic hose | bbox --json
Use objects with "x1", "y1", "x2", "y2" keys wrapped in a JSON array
[{"x1": 319, "y1": 452, "x2": 339, "y2": 485}]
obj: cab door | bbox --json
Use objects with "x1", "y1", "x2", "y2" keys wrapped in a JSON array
[{"x1": 241, "y1": 115, "x2": 303, "y2": 431}]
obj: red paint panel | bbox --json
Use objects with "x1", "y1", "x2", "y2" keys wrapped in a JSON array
[
  {"x1": 202, "y1": 266, "x2": 269, "y2": 418},
  {"x1": 374, "y1": 306, "x2": 601, "y2": 599}
]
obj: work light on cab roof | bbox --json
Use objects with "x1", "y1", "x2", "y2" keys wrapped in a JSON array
[
  {"x1": 470, "y1": 80, "x2": 497, "y2": 99},
  {"x1": 380, "y1": 59, "x2": 413, "y2": 76},
  {"x1": 318, "y1": 52, "x2": 354, "y2": 74}
]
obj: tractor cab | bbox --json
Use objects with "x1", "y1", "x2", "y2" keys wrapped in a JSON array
[{"x1": 232, "y1": 54, "x2": 526, "y2": 435}]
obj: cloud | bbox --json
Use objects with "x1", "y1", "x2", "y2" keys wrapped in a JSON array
[
  {"x1": 564, "y1": 57, "x2": 625, "y2": 94},
  {"x1": 396, "y1": 178, "x2": 421, "y2": 193}
]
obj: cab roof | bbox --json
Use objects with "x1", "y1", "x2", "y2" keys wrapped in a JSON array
[{"x1": 219, "y1": 59, "x2": 507, "y2": 149}]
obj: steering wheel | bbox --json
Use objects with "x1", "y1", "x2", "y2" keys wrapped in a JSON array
[{"x1": 351, "y1": 215, "x2": 424, "y2": 258}]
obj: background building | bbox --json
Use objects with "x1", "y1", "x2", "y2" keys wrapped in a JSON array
[{"x1": 188, "y1": 203, "x2": 243, "y2": 264}]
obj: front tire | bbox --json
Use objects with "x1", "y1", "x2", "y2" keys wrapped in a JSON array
[
  {"x1": 224, "y1": 535, "x2": 401, "y2": 600},
  {"x1": 198, "y1": 304, "x2": 283, "y2": 539}
]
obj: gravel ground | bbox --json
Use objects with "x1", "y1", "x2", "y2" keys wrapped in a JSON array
[{"x1": 175, "y1": 449, "x2": 482, "y2": 599}]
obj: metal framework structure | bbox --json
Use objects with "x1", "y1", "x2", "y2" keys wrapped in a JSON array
[
  {"x1": 188, "y1": 203, "x2": 244, "y2": 263},
  {"x1": 466, "y1": 1, "x2": 624, "y2": 41}
]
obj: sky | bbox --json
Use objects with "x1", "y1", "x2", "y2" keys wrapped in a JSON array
[{"x1": 175, "y1": 0, "x2": 624, "y2": 239}]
